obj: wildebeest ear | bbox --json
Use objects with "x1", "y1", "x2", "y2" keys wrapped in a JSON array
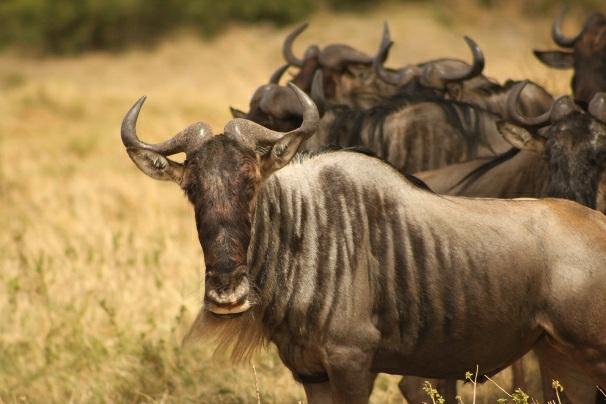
[
  {"x1": 230, "y1": 107, "x2": 248, "y2": 119},
  {"x1": 256, "y1": 83, "x2": 318, "y2": 177},
  {"x1": 126, "y1": 148, "x2": 185, "y2": 183},
  {"x1": 260, "y1": 132, "x2": 304, "y2": 176},
  {"x1": 445, "y1": 82, "x2": 464, "y2": 101},
  {"x1": 497, "y1": 122, "x2": 545, "y2": 154},
  {"x1": 533, "y1": 50, "x2": 574, "y2": 69}
]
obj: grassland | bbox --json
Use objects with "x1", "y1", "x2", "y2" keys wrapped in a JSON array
[{"x1": 0, "y1": 2, "x2": 577, "y2": 403}]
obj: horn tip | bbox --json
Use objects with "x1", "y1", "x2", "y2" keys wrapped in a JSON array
[
  {"x1": 287, "y1": 82, "x2": 302, "y2": 93},
  {"x1": 514, "y1": 80, "x2": 529, "y2": 93},
  {"x1": 287, "y1": 82, "x2": 319, "y2": 116},
  {"x1": 463, "y1": 36, "x2": 483, "y2": 57}
]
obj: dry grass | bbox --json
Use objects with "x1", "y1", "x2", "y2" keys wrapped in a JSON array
[{"x1": 0, "y1": 3, "x2": 580, "y2": 403}]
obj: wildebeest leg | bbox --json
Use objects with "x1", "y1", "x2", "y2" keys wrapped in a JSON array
[
  {"x1": 398, "y1": 376, "x2": 425, "y2": 403},
  {"x1": 511, "y1": 359, "x2": 527, "y2": 393},
  {"x1": 534, "y1": 339, "x2": 599, "y2": 403},
  {"x1": 398, "y1": 376, "x2": 457, "y2": 403},
  {"x1": 323, "y1": 347, "x2": 376, "y2": 404},
  {"x1": 303, "y1": 382, "x2": 332, "y2": 404}
]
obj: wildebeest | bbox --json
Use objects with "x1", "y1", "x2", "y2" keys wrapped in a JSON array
[
  {"x1": 230, "y1": 22, "x2": 520, "y2": 124},
  {"x1": 374, "y1": 23, "x2": 554, "y2": 120},
  {"x1": 231, "y1": 72, "x2": 514, "y2": 174},
  {"x1": 417, "y1": 82, "x2": 606, "y2": 214},
  {"x1": 303, "y1": 72, "x2": 512, "y2": 173},
  {"x1": 121, "y1": 83, "x2": 606, "y2": 404},
  {"x1": 534, "y1": 7, "x2": 606, "y2": 106},
  {"x1": 415, "y1": 84, "x2": 606, "y2": 402},
  {"x1": 281, "y1": 22, "x2": 399, "y2": 108},
  {"x1": 229, "y1": 22, "x2": 395, "y2": 120},
  {"x1": 250, "y1": 72, "x2": 513, "y2": 174}
]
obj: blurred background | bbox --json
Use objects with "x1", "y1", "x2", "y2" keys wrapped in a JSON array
[{"x1": 0, "y1": 0, "x2": 602, "y2": 402}]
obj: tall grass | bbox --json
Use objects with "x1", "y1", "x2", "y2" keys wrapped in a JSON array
[{"x1": 0, "y1": 2, "x2": 576, "y2": 402}]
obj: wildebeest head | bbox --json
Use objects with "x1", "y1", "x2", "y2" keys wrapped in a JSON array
[
  {"x1": 373, "y1": 23, "x2": 487, "y2": 100},
  {"x1": 501, "y1": 82, "x2": 606, "y2": 211},
  {"x1": 229, "y1": 65, "x2": 304, "y2": 132},
  {"x1": 534, "y1": 7, "x2": 606, "y2": 106},
  {"x1": 121, "y1": 84, "x2": 319, "y2": 316},
  {"x1": 283, "y1": 22, "x2": 397, "y2": 105},
  {"x1": 230, "y1": 23, "x2": 394, "y2": 129}
]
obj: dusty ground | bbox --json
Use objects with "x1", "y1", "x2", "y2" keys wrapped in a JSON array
[{"x1": 0, "y1": 2, "x2": 580, "y2": 403}]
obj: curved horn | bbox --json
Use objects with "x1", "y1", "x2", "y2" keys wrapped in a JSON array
[
  {"x1": 224, "y1": 83, "x2": 319, "y2": 146},
  {"x1": 374, "y1": 41, "x2": 397, "y2": 84},
  {"x1": 283, "y1": 23, "x2": 308, "y2": 67},
  {"x1": 269, "y1": 63, "x2": 290, "y2": 84},
  {"x1": 551, "y1": 6, "x2": 582, "y2": 48},
  {"x1": 319, "y1": 44, "x2": 374, "y2": 69},
  {"x1": 311, "y1": 70, "x2": 325, "y2": 101},
  {"x1": 289, "y1": 82, "x2": 320, "y2": 137},
  {"x1": 379, "y1": 22, "x2": 391, "y2": 57},
  {"x1": 373, "y1": 41, "x2": 420, "y2": 87},
  {"x1": 121, "y1": 96, "x2": 211, "y2": 155},
  {"x1": 438, "y1": 36, "x2": 485, "y2": 82},
  {"x1": 310, "y1": 70, "x2": 326, "y2": 113},
  {"x1": 589, "y1": 93, "x2": 606, "y2": 123},
  {"x1": 507, "y1": 81, "x2": 552, "y2": 127}
]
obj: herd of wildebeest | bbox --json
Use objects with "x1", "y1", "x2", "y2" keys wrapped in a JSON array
[{"x1": 120, "y1": 6, "x2": 606, "y2": 404}]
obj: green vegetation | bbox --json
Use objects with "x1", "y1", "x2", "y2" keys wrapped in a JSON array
[
  {"x1": 1, "y1": 0, "x2": 602, "y2": 54},
  {"x1": 0, "y1": 0, "x2": 312, "y2": 54}
]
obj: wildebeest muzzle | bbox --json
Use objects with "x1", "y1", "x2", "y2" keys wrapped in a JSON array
[{"x1": 204, "y1": 265, "x2": 252, "y2": 316}]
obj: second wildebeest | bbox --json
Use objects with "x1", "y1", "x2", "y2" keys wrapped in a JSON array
[
  {"x1": 374, "y1": 23, "x2": 554, "y2": 121},
  {"x1": 121, "y1": 83, "x2": 606, "y2": 404},
  {"x1": 417, "y1": 82, "x2": 606, "y2": 213},
  {"x1": 534, "y1": 6, "x2": 606, "y2": 106},
  {"x1": 238, "y1": 73, "x2": 512, "y2": 174},
  {"x1": 416, "y1": 84, "x2": 606, "y2": 402}
]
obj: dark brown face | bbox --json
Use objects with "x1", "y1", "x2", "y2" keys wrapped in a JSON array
[
  {"x1": 182, "y1": 135, "x2": 262, "y2": 315},
  {"x1": 122, "y1": 83, "x2": 319, "y2": 317},
  {"x1": 572, "y1": 14, "x2": 606, "y2": 106},
  {"x1": 534, "y1": 13, "x2": 606, "y2": 106},
  {"x1": 501, "y1": 86, "x2": 606, "y2": 212},
  {"x1": 543, "y1": 113, "x2": 606, "y2": 210}
]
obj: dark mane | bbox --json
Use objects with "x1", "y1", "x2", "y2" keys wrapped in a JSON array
[
  {"x1": 449, "y1": 147, "x2": 520, "y2": 192},
  {"x1": 325, "y1": 93, "x2": 491, "y2": 161}
]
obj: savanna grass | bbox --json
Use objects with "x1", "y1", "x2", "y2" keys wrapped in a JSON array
[{"x1": 0, "y1": 2, "x2": 575, "y2": 402}]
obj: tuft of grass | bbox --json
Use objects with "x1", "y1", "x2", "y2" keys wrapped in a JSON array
[{"x1": 423, "y1": 380, "x2": 447, "y2": 404}]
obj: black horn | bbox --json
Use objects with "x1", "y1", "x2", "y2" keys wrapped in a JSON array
[
  {"x1": 269, "y1": 63, "x2": 290, "y2": 84},
  {"x1": 551, "y1": 6, "x2": 582, "y2": 48},
  {"x1": 506, "y1": 81, "x2": 552, "y2": 127},
  {"x1": 283, "y1": 23, "x2": 309, "y2": 67},
  {"x1": 379, "y1": 22, "x2": 391, "y2": 55},
  {"x1": 121, "y1": 96, "x2": 211, "y2": 155},
  {"x1": 310, "y1": 70, "x2": 326, "y2": 113},
  {"x1": 436, "y1": 36, "x2": 485, "y2": 82},
  {"x1": 373, "y1": 34, "x2": 419, "y2": 88},
  {"x1": 319, "y1": 44, "x2": 374, "y2": 69}
]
